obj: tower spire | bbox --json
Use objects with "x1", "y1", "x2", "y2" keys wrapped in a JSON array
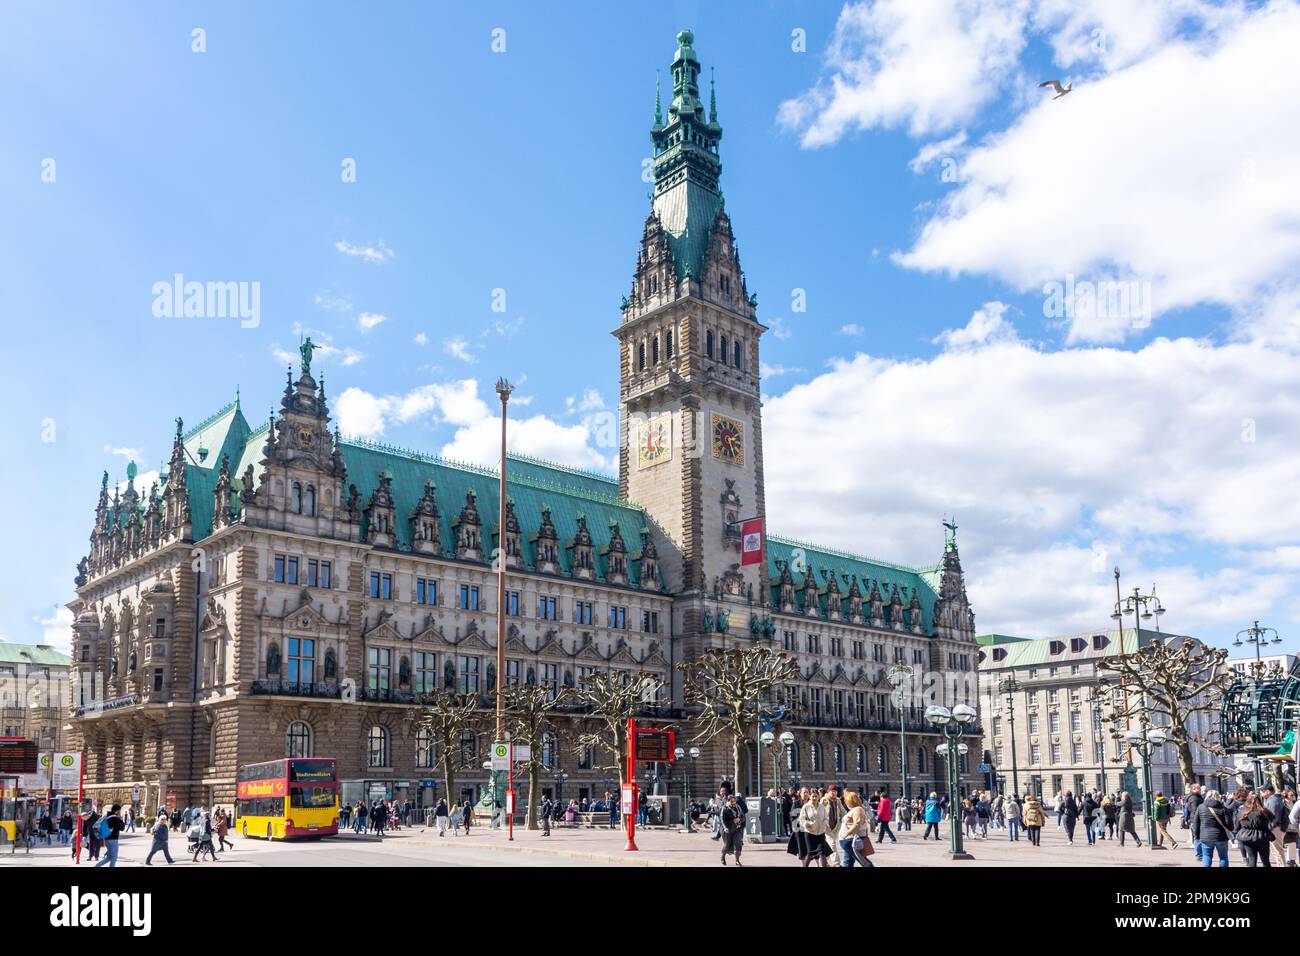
[
  {"x1": 654, "y1": 71, "x2": 663, "y2": 128},
  {"x1": 709, "y1": 66, "x2": 717, "y2": 125}
]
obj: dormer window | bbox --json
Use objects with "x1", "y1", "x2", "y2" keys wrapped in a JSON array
[
  {"x1": 1092, "y1": 634, "x2": 1110, "y2": 650},
  {"x1": 992, "y1": 648, "x2": 1007, "y2": 662},
  {"x1": 1049, "y1": 640, "x2": 1065, "y2": 655},
  {"x1": 1070, "y1": 637, "x2": 1087, "y2": 653}
]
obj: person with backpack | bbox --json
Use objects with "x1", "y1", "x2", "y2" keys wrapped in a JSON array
[
  {"x1": 1193, "y1": 789, "x2": 1235, "y2": 867},
  {"x1": 1152, "y1": 791, "x2": 1178, "y2": 849},
  {"x1": 93, "y1": 804, "x2": 124, "y2": 867},
  {"x1": 922, "y1": 792, "x2": 943, "y2": 840},
  {"x1": 192, "y1": 809, "x2": 218, "y2": 862},
  {"x1": 1080, "y1": 790, "x2": 1099, "y2": 846},
  {"x1": 145, "y1": 811, "x2": 174, "y2": 865}
]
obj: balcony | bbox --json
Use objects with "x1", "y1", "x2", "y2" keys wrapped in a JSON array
[{"x1": 249, "y1": 680, "x2": 343, "y2": 700}]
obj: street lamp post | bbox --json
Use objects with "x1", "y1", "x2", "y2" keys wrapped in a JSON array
[
  {"x1": 674, "y1": 745, "x2": 700, "y2": 831},
  {"x1": 998, "y1": 674, "x2": 1021, "y2": 796},
  {"x1": 1232, "y1": 620, "x2": 1283, "y2": 788},
  {"x1": 888, "y1": 663, "x2": 914, "y2": 801},
  {"x1": 1110, "y1": 568, "x2": 1166, "y2": 848},
  {"x1": 1124, "y1": 727, "x2": 1169, "y2": 849},
  {"x1": 926, "y1": 703, "x2": 979, "y2": 860},
  {"x1": 492, "y1": 377, "x2": 513, "y2": 820},
  {"x1": 1088, "y1": 688, "x2": 1109, "y2": 794}
]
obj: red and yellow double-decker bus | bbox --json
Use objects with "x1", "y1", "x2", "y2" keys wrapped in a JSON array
[{"x1": 235, "y1": 758, "x2": 338, "y2": 840}]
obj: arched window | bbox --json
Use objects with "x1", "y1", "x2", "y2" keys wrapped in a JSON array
[
  {"x1": 324, "y1": 649, "x2": 337, "y2": 679},
  {"x1": 652, "y1": 336, "x2": 660, "y2": 364},
  {"x1": 666, "y1": 329, "x2": 673, "y2": 358},
  {"x1": 266, "y1": 643, "x2": 281, "y2": 677},
  {"x1": 786, "y1": 740, "x2": 799, "y2": 772},
  {"x1": 834, "y1": 743, "x2": 846, "y2": 774},
  {"x1": 720, "y1": 334, "x2": 728, "y2": 364},
  {"x1": 811, "y1": 742, "x2": 823, "y2": 772},
  {"x1": 638, "y1": 342, "x2": 646, "y2": 370},
  {"x1": 305, "y1": 485, "x2": 316, "y2": 516},
  {"x1": 286, "y1": 721, "x2": 312, "y2": 758},
  {"x1": 367, "y1": 726, "x2": 389, "y2": 768},
  {"x1": 856, "y1": 744, "x2": 867, "y2": 774},
  {"x1": 541, "y1": 731, "x2": 557, "y2": 768},
  {"x1": 415, "y1": 729, "x2": 435, "y2": 769},
  {"x1": 292, "y1": 483, "x2": 303, "y2": 513},
  {"x1": 877, "y1": 745, "x2": 888, "y2": 774},
  {"x1": 706, "y1": 330, "x2": 714, "y2": 359},
  {"x1": 917, "y1": 747, "x2": 926, "y2": 774}
]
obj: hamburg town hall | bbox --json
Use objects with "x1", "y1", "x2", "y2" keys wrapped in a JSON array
[{"x1": 66, "y1": 31, "x2": 981, "y2": 815}]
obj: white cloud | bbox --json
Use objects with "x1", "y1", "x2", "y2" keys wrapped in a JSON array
[
  {"x1": 103, "y1": 445, "x2": 142, "y2": 460},
  {"x1": 779, "y1": 0, "x2": 1032, "y2": 144},
  {"x1": 762, "y1": 333, "x2": 1300, "y2": 637},
  {"x1": 357, "y1": 311, "x2": 387, "y2": 332},
  {"x1": 908, "y1": 130, "x2": 968, "y2": 174},
  {"x1": 335, "y1": 380, "x2": 612, "y2": 472},
  {"x1": 413, "y1": 332, "x2": 428, "y2": 346},
  {"x1": 565, "y1": 388, "x2": 606, "y2": 414},
  {"x1": 444, "y1": 337, "x2": 476, "y2": 363},
  {"x1": 768, "y1": 316, "x2": 793, "y2": 340},
  {"x1": 839, "y1": 323, "x2": 865, "y2": 336},
  {"x1": 314, "y1": 291, "x2": 352, "y2": 313},
  {"x1": 893, "y1": 3, "x2": 1300, "y2": 341},
  {"x1": 932, "y1": 301, "x2": 1020, "y2": 350},
  {"x1": 760, "y1": 363, "x2": 806, "y2": 379},
  {"x1": 36, "y1": 607, "x2": 73, "y2": 652},
  {"x1": 334, "y1": 239, "x2": 395, "y2": 263}
]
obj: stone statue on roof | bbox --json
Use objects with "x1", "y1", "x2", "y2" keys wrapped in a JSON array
[{"x1": 300, "y1": 336, "x2": 316, "y2": 373}]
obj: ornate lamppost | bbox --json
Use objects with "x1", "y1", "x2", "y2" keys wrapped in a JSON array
[
  {"x1": 1124, "y1": 726, "x2": 1169, "y2": 849},
  {"x1": 1233, "y1": 620, "x2": 1283, "y2": 788},
  {"x1": 998, "y1": 674, "x2": 1021, "y2": 796},
  {"x1": 1110, "y1": 568, "x2": 1165, "y2": 846},
  {"x1": 888, "y1": 663, "x2": 914, "y2": 800},
  {"x1": 673, "y1": 745, "x2": 700, "y2": 831},
  {"x1": 927, "y1": 703, "x2": 978, "y2": 860}
]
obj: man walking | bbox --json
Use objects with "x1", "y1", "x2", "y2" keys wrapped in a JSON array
[
  {"x1": 1262, "y1": 786, "x2": 1288, "y2": 866},
  {"x1": 93, "y1": 804, "x2": 124, "y2": 868},
  {"x1": 540, "y1": 794, "x2": 553, "y2": 836}
]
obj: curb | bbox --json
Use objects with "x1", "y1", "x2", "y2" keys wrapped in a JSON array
[{"x1": 400, "y1": 834, "x2": 683, "y2": 867}]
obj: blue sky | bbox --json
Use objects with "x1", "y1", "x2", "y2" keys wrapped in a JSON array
[{"x1": 3, "y1": 0, "x2": 1300, "y2": 657}]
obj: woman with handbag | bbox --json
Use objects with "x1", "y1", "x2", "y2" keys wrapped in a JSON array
[
  {"x1": 838, "y1": 790, "x2": 875, "y2": 868},
  {"x1": 719, "y1": 794, "x2": 746, "y2": 866}
]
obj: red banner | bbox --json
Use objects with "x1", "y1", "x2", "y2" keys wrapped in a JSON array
[{"x1": 740, "y1": 517, "x2": 764, "y2": 566}]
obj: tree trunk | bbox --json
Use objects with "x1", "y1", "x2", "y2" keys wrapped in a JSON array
[
  {"x1": 733, "y1": 735, "x2": 743, "y2": 793},
  {"x1": 441, "y1": 753, "x2": 456, "y2": 810},
  {"x1": 1175, "y1": 739, "x2": 1196, "y2": 791},
  {"x1": 527, "y1": 761, "x2": 540, "y2": 830}
]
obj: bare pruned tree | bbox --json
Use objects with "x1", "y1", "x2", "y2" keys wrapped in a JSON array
[
  {"x1": 1095, "y1": 639, "x2": 1234, "y2": 790},
  {"x1": 573, "y1": 671, "x2": 662, "y2": 788},
  {"x1": 677, "y1": 646, "x2": 802, "y2": 786},
  {"x1": 499, "y1": 682, "x2": 573, "y2": 829},
  {"x1": 415, "y1": 690, "x2": 487, "y2": 812}
]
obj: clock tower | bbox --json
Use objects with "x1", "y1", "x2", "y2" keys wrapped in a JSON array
[{"x1": 616, "y1": 30, "x2": 767, "y2": 604}]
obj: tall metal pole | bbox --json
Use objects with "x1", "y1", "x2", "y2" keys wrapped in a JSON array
[
  {"x1": 494, "y1": 378, "x2": 511, "y2": 742},
  {"x1": 1131, "y1": 591, "x2": 1159, "y2": 848},
  {"x1": 1005, "y1": 680, "x2": 1020, "y2": 795},
  {"x1": 899, "y1": 693, "x2": 908, "y2": 801}
]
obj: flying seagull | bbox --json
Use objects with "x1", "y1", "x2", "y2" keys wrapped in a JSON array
[{"x1": 1039, "y1": 79, "x2": 1072, "y2": 99}]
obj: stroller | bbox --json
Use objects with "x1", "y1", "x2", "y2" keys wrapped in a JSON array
[{"x1": 188, "y1": 822, "x2": 218, "y2": 861}]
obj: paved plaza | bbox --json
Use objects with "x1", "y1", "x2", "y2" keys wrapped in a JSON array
[{"x1": 0, "y1": 814, "x2": 1212, "y2": 868}]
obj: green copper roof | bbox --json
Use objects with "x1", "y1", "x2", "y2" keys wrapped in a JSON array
[
  {"x1": 650, "y1": 29, "x2": 725, "y2": 279},
  {"x1": 977, "y1": 633, "x2": 1033, "y2": 646},
  {"x1": 766, "y1": 535, "x2": 940, "y2": 630},
  {"x1": 0, "y1": 643, "x2": 71, "y2": 667},
  {"x1": 978, "y1": 628, "x2": 1184, "y2": 669},
  {"x1": 182, "y1": 420, "x2": 656, "y2": 588}
]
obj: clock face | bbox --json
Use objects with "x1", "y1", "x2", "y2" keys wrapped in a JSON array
[
  {"x1": 637, "y1": 414, "x2": 672, "y2": 469},
  {"x1": 711, "y1": 413, "x2": 745, "y2": 465}
]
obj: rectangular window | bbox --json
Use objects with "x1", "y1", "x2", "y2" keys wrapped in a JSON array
[
  {"x1": 1051, "y1": 743, "x2": 1062, "y2": 764},
  {"x1": 541, "y1": 663, "x2": 559, "y2": 700},
  {"x1": 285, "y1": 556, "x2": 299, "y2": 585},
  {"x1": 609, "y1": 605, "x2": 627, "y2": 629},
  {"x1": 274, "y1": 555, "x2": 285, "y2": 583},
  {"x1": 992, "y1": 716, "x2": 1002, "y2": 736},
  {"x1": 1049, "y1": 712, "x2": 1061, "y2": 733},
  {"x1": 459, "y1": 584, "x2": 480, "y2": 610},
  {"x1": 1030, "y1": 745, "x2": 1041, "y2": 764},
  {"x1": 153, "y1": 669, "x2": 163, "y2": 692},
  {"x1": 287, "y1": 637, "x2": 316, "y2": 688},
  {"x1": 320, "y1": 560, "x2": 331, "y2": 589},
  {"x1": 1072, "y1": 743, "x2": 1084, "y2": 763},
  {"x1": 538, "y1": 596, "x2": 558, "y2": 620},
  {"x1": 505, "y1": 659, "x2": 521, "y2": 687},
  {"x1": 306, "y1": 559, "x2": 319, "y2": 588},
  {"x1": 575, "y1": 601, "x2": 594, "y2": 625},
  {"x1": 367, "y1": 646, "x2": 391, "y2": 692},
  {"x1": 458, "y1": 656, "x2": 480, "y2": 694},
  {"x1": 783, "y1": 630, "x2": 797, "y2": 651},
  {"x1": 504, "y1": 590, "x2": 520, "y2": 616},
  {"x1": 852, "y1": 641, "x2": 864, "y2": 660},
  {"x1": 829, "y1": 637, "x2": 843, "y2": 657},
  {"x1": 1028, "y1": 714, "x2": 1040, "y2": 734},
  {"x1": 417, "y1": 578, "x2": 439, "y2": 606},
  {"x1": 1070, "y1": 711, "x2": 1081, "y2": 732},
  {"x1": 415, "y1": 652, "x2": 437, "y2": 694},
  {"x1": 641, "y1": 610, "x2": 659, "y2": 633},
  {"x1": 832, "y1": 690, "x2": 845, "y2": 724}
]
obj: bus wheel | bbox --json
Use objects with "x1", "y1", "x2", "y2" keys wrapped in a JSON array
[{"x1": 267, "y1": 823, "x2": 273, "y2": 840}]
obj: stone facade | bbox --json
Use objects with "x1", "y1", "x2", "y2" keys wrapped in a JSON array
[
  {"x1": 0, "y1": 644, "x2": 71, "y2": 752},
  {"x1": 976, "y1": 629, "x2": 1224, "y2": 800},
  {"x1": 64, "y1": 29, "x2": 983, "y2": 815}
]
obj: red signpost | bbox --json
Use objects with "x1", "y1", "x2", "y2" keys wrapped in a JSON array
[{"x1": 624, "y1": 719, "x2": 675, "y2": 852}]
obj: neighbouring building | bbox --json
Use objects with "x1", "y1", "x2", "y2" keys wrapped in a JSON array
[
  {"x1": 65, "y1": 30, "x2": 981, "y2": 814},
  {"x1": 976, "y1": 629, "x2": 1223, "y2": 800},
  {"x1": 0, "y1": 643, "x2": 71, "y2": 752}
]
